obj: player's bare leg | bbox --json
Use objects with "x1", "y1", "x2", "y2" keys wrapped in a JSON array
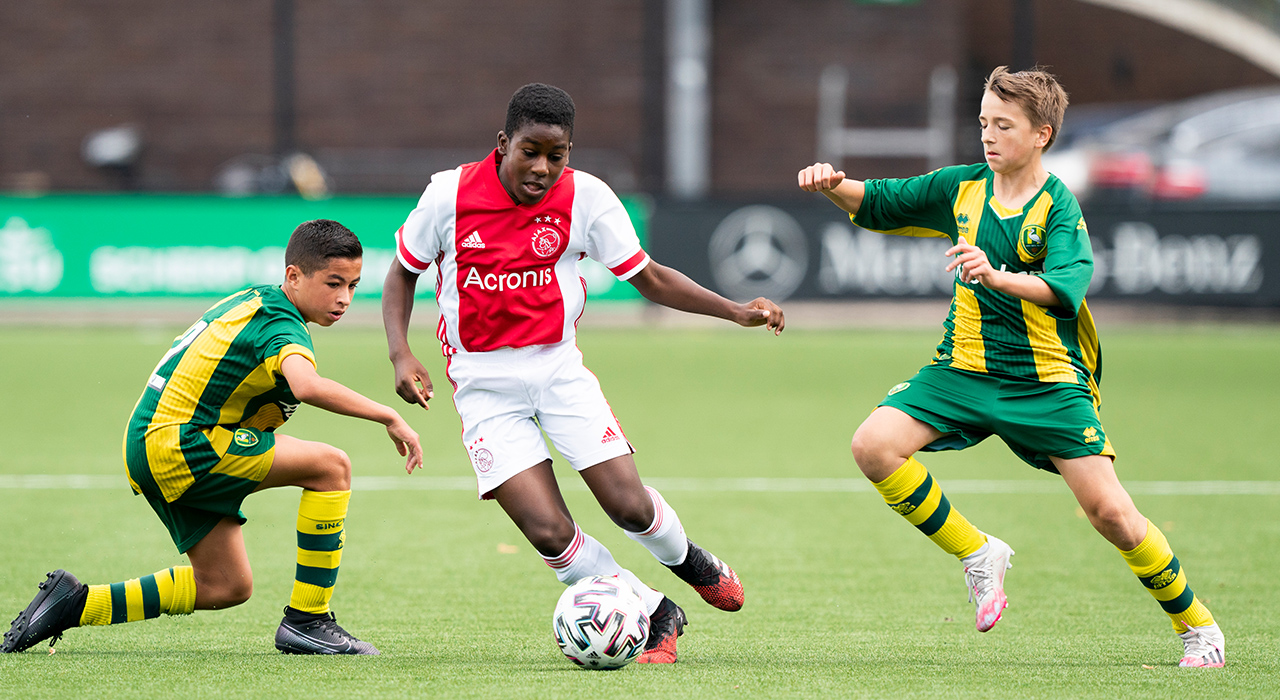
[
  {"x1": 1055, "y1": 455, "x2": 1224, "y2": 667},
  {"x1": 493, "y1": 460, "x2": 578, "y2": 556},
  {"x1": 853, "y1": 406, "x2": 1010, "y2": 632},
  {"x1": 1053, "y1": 455, "x2": 1145, "y2": 549},
  {"x1": 849, "y1": 406, "x2": 942, "y2": 481},
  {"x1": 186, "y1": 518, "x2": 254, "y2": 610},
  {"x1": 582, "y1": 454, "x2": 744, "y2": 613}
]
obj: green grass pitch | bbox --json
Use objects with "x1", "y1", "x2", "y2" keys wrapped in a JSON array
[{"x1": 1, "y1": 319, "x2": 1277, "y2": 698}]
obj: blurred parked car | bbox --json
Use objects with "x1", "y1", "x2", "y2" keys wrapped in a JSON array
[{"x1": 1043, "y1": 87, "x2": 1280, "y2": 203}]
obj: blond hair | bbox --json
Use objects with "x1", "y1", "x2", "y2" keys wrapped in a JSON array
[{"x1": 984, "y1": 66, "x2": 1069, "y2": 151}]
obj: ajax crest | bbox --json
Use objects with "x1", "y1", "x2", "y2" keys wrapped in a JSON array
[
  {"x1": 532, "y1": 227, "x2": 562, "y2": 258},
  {"x1": 233, "y1": 428, "x2": 259, "y2": 448},
  {"x1": 473, "y1": 448, "x2": 495, "y2": 473}
]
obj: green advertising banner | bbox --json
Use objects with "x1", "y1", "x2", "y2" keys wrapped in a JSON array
[{"x1": 0, "y1": 195, "x2": 647, "y2": 300}]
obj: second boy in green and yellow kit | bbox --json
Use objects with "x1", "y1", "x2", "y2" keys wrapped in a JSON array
[{"x1": 799, "y1": 66, "x2": 1224, "y2": 668}]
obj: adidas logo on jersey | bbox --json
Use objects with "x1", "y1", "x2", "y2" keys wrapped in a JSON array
[
  {"x1": 460, "y1": 231, "x2": 485, "y2": 248},
  {"x1": 601, "y1": 426, "x2": 621, "y2": 444}
]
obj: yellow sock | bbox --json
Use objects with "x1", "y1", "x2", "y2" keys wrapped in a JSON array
[
  {"x1": 289, "y1": 490, "x2": 350, "y2": 614},
  {"x1": 1119, "y1": 520, "x2": 1214, "y2": 633},
  {"x1": 79, "y1": 566, "x2": 196, "y2": 626},
  {"x1": 873, "y1": 457, "x2": 987, "y2": 559}
]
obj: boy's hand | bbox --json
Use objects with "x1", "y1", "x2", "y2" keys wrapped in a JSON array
[
  {"x1": 392, "y1": 353, "x2": 434, "y2": 410},
  {"x1": 387, "y1": 417, "x2": 423, "y2": 474},
  {"x1": 945, "y1": 236, "x2": 998, "y2": 286},
  {"x1": 735, "y1": 297, "x2": 786, "y2": 335},
  {"x1": 797, "y1": 162, "x2": 846, "y2": 192}
]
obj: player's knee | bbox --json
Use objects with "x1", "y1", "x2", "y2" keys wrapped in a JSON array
[
  {"x1": 1083, "y1": 499, "x2": 1128, "y2": 531},
  {"x1": 849, "y1": 429, "x2": 885, "y2": 473},
  {"x1": 197, "y1": 573, "x2": 253, "y2": 610},
  {"x1": 319, "y1": 445, "x2": 352, "y2": 491},
  {"x1": 524, "y1": 517, "x2": 577, "y2": 556},
  {"x1": 221, "y1": 578, "x2": 253, "y2": 608},
  {"x1": 605, "y1": 495, "x2": 653, "y2": 533}
]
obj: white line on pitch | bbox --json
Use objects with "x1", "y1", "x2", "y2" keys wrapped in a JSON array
[{"x1": 1, "y1": 475, "x2": 1279, "y2": 496}]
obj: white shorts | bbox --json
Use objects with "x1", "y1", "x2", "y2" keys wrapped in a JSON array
[{"x1": 444, "y1": 339, "x2": 634, "y2": 499}]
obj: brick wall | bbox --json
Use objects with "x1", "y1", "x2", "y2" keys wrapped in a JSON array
[
  {"x1": 1, "y1": 0, "x2": 1275, "y2": 195},
  {"x1": 0, "y1": 0, "x2": 647, "y2": 193},
  {"x1": 711, "y1": 0, "x2": 964, "y2": 193}
]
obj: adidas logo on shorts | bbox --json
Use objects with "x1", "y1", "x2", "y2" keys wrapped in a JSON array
[
  {"x1": 601, "y1": 426, "x2": 621, "y2": 444},
  {"x1": 460, "y1": 231, "x2": 485, "y2": 249}
]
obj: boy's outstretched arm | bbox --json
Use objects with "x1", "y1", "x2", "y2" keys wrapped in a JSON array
[
  {"x1": 382, "y1": 263, "x2": 433, "y2": 410},
  {"x1": 281, "y1": 354, "x2": 424, "y2": 474},
  {"x1": 797, "y1": 162, "x2": 866, "y2": 215},
  {"x1": 627, "y1": 261, "x2": 785, "y2": 335}
]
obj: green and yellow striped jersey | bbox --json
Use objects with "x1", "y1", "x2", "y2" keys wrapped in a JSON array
[
  {"x1": 124, "y1": 285, "x2": 316, "y2": 501},
  {"x1": 853, "y1": 163, "x2": 1102, "y2": 401}
]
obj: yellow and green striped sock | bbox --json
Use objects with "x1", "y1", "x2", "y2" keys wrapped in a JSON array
[
  {"x1": 289, "y1": 490, "x2": 350, "y2": 614},
  {"x1": 79, "y1": 566, "x2": 197, "y2": 626},
  {"x1": 873, "y1": 457, "x2": 987, "y2": 559},
  {"x1": 1119, "y1": 519, "x2": 1214, "y2": 633}
]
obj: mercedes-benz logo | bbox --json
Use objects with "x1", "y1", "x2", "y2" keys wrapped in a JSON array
[{"x1": 708, "y1": 205, "x2": 808, "y2": 301}]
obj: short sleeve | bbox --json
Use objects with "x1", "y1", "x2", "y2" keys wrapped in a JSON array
[
  {"x1": 852, "y1": 167, "x2": 959, "y2": 239},
  {"x1": 580, "y1": 174, "x2": 650, "y2": 281},
  {"x1": 1039, "y1": 200, "x2": 1094, "y2": 319},
  {"x1": 396, "y1": 170, "x2": 455, "y2": 275},
  {"x1": 258, "y1": 317, "x2": 316, "y2": 377}
]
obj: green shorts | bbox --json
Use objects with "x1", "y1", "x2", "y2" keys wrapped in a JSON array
[
  {"x1": 125, "y1": 426, "x2": 276, "y2": 553},
  {"x1": 879, "y1": 364, "x2": 1115, "y2": 474}
]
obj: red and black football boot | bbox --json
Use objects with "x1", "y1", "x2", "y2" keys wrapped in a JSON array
[
  {"x1": 666, "y1": 540, "x2": 744, "y2": 612},
  {"x1": 635, "y1": 596, "x2": 686, "y2": 664}
]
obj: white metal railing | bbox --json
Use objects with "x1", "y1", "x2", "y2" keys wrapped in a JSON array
[{"x1": 817, "y1": 64, "x2": 957, "y2": 172}]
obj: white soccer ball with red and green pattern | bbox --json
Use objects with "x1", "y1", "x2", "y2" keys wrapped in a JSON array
[{"x1": 552, "y1": 575, "x2": 650, "y2": 669}]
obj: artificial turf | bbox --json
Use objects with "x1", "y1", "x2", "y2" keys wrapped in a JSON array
[{"x1": 1, "y1": 321, "x2": 1276, "y2": 698}]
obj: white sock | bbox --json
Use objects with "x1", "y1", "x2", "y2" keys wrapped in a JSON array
[
  {"x1": 961, "y1": 542, "x2": 991, "y2": 566},
  {"x1": 544, "y1": 524, "x2": 665, "y2": 614},
  {"x1": 625, "y1": 486, "x2": 689, "y2": 566}
]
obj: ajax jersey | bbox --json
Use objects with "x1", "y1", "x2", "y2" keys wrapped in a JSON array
[{"x1": 396, "y1": 149, "x2": 650, "y2": 355}]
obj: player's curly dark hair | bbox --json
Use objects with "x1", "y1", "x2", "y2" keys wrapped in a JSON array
[
  {"x1": 505, "y1": 83, "x2": 575, "y2": 140},
  {"x1": 286, "y1": 219, "x2": 362, "y2": 274}
]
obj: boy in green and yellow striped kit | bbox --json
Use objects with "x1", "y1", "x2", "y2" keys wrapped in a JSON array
[
  {"x1": 3, "y1": 220, "x2": 423, "y2": 656},
  {"x1": 798, "y1": 66, "x2": 1223, "y2": 668}
]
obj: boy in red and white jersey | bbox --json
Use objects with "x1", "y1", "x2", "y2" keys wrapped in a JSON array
[{"x1": 383, "y1": 83, "x2": 784, "y2": 663}]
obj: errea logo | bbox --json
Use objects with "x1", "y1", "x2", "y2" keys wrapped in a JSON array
[
  {"x1": 1149, "y1": 568, "x2": 1178, "y2": 589},
  {"x1": 1083, "y1": 427, "x2": 1100, "y2": 443},
  {"x1": 890, "y1": 501, "x2": 917, "y2": 516}
]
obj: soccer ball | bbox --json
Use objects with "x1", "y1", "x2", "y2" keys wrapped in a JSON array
[{"x1": 552, "y1": 575, "x2": 650, "y2": 669}]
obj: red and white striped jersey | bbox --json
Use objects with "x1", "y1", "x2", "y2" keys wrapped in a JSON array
[{"x1": 396, "y1": 149, "x2": 650, "y2": 355}]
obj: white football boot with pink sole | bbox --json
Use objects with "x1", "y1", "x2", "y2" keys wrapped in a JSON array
[
  {"x1": 1178, "y1": 621, "x2": 1225, "y2": 668},
  {"x1": 962, "y1": 534, "x2": 1014, "y2": 633}
]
